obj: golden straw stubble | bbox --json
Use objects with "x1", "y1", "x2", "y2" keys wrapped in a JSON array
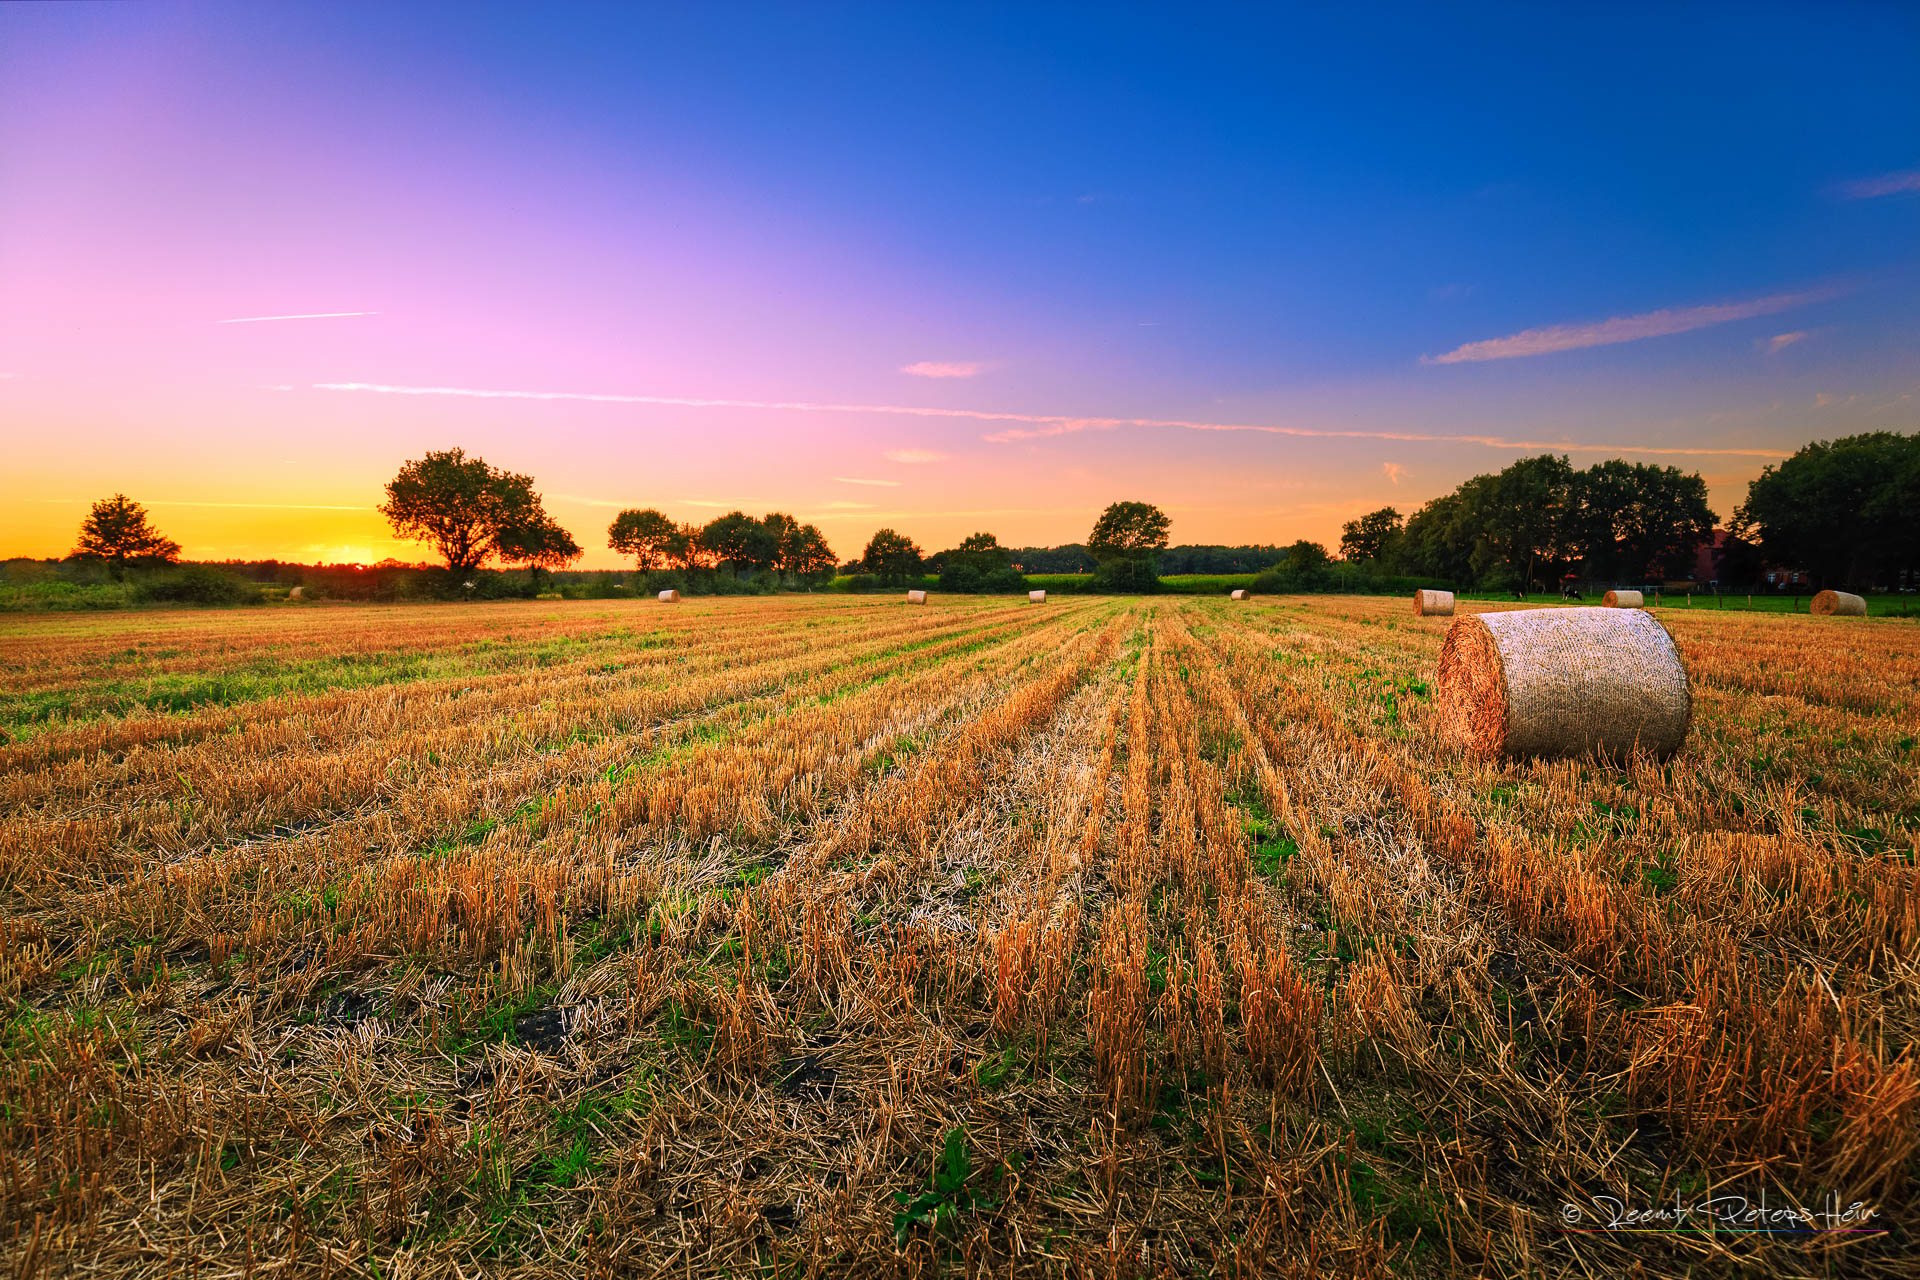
[{"x1": 1436, "y1": 606, "x2": 1691, "y2": 760}]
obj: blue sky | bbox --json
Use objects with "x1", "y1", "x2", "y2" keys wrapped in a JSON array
[{"x1": 2, "y1": 2, "x2": 1917, "y2": 559}]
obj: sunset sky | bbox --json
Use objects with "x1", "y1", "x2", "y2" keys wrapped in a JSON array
[{"x1": 3, "y1": 4, "x2": 1917, "y2": 568}]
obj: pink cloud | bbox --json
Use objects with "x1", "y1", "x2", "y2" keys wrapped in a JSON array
[
  {"x1": 1382, "y1": 462, "x2": 1405, "y2": 485},
  {"x1": 901, "y1": 361, "x2": 983, "y2": 378},
  {"x1": 1424, "y1": 288, "x2": 1833, "y2": 364},
  {"x1": 1762, "y1": 331, "x2": 1808, "y2": 355},
  {"x1": 1835, "y1": 170, "x2": 1920, "y2": 199},
  {"x1": 314, "y1": 382, "x2": 1791, "y2": 459}
]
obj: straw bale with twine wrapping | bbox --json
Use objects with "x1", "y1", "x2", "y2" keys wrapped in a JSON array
[
  {"x1": 1811, "y1": 590, "x2": 1866, "y2": 617},
  {"x1": 1436, "y1": 607, "x2": 1690, "y2": 760},
  {"x1": 1029, "y1": 590, "x2": 1047, "y2": 603},
  {"x1": 657, "y1": 589, "x2": 681, "y2": 603},
  {"x1": 1230, "y1": 589, "x2": 1249, "y2": 601},
  {"x1": 1413, "y1": 589, "x2": 1453, "y2": 617},
  {"x1": 1602, "y1": 589, "x2": 1643, "y2": 608},
  {"x1": 906, "y1": 589, "x2": 928, "y2": 604}
]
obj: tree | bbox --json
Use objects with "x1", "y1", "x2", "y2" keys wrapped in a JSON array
[
  {"x1": 699, "y1": 510, "x2": 777, "y2": 574},
  {"x1": 608, "y1": 508, "x2": 678, "y2": 570},
  {"x1": 1570, "y1": 461, "x2": 1715, "y2": 583},
  {"x1": 934, "y1": 531, "x2": 1023, "y2": 593},
  {"x1": 72, "y1": 494, "x2": 180, "y2": 569},
  {"x1": 497, "y1": 512, "x2": 582, "y2": 584},
  {"x1": 379, "y1": 449, "x2": 554, "y2": 573},
  {"x1": 1087, "y1": 501, "x2": 1171, "y2": 592},
  {"x1": 777, "y1": 522, "x2": 838, "y2": 580},
  {"x1": 861, "y1": 528, "x2": 923, "y2": 585},
  {"x1": 1338, "y1": 508, "x2": 1403, "y2": 563},
  {"x1": 1735, "y1": 432, "x2": 1920, "y2": 589}
]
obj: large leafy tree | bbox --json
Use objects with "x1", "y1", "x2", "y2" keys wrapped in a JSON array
[
  {"x1": 861, "y1": 528, "x2": 923, "y2": 585},
  {"x1": 379, "y1": 449, "x2": 557, "y2": 572},
  {"x1": 1735, "y1": 431, "x2": 1920, "y2": 588},
  {"x1": 607, "y1": 508, "x2": 678, "y2": 570},
  {"x1": 1087, "y1": 500, "x2": 1171, "y2": 592},
  {"x1": 699, "y1": 510, "x2": 778, "y2": 573},
  {"x1": 1338, "y1": 508, "x2": 1403, "y2": 563},
  {"x1": 933, "y1": 531, "x2": 1022, "y2": 592},
  {"x1": 72, "y1": 494, "x2": 180, "y2": 569},
  {"x1": 497, "y1": 512, "x2": 582, "y2": 582},
  {"x1": 777, "y1": 522, "x2": 838, "y2": 580},
  {"x1": 1571, "y1": 461, "x2": 1715, "y2": 583}
]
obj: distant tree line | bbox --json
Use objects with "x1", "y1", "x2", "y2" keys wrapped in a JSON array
[{"x1": 28, "y1": 431, "x2": 1918, "y2": 609}]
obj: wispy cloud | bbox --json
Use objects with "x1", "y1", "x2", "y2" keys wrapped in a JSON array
[
  {"x1": 1424, "y1": 288, "x2": 1833, "y2": 364},
  {"x1": 901, "y1": 361, "x2": 984, "y2": 378},
  {"x1": 885, "y1": 449, "x2": 948, "y2": 464},
  {"x1": 218, "y1": 311, "x2": 378, "y2": 324},
  {"x1": 312, "y1": 381, "x2": 1791, "y2": 459},
  {"x1": 818, "y1": 500, "x2": 874, "y2": 510},
  {"x1": 31, "y1": 497, "x2": 370, "y2": 511},
  {"x1": 834, "y1": 476, "x2": 902, "y2": 487},
  {"x1": 1835, "y1": 170, "x2": 1920, "y2": 200},
  {"x1": 1382, "y1": 462, "x2": 1405, "y2": 486},
  {"x1": 0, "y1": 372, "x2": 16, "y2": 380},
  {"x1": 1762, "y1": 331, "x2": 1809, "y2": 355}
]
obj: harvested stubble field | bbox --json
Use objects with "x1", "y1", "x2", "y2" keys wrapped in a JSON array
[{"x1": 2, "y1": 595, "x2": 1918, "y2": 1278}]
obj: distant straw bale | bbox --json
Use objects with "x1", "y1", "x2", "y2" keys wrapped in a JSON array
[
  {"x1": 1230, "y1": 589, "x2": 1249, "y2": 601},
  {"x1": 1811, "y1": 590, "x2": 1866, "y2": 617},
  {"x1": 907, "y1": 589, "x2": 928, "y2": 604},
  {"x1": 1413, "y1": 589, "x2": 1453, "y2": 616},
  {"x1": 1029, "y1": 590, "x2": 1047, "y2": 603},
  {"x1": 658, "y1": 589, "x2": 681, "y2": 603},
  {"x1": 287, "y1": 586, "x2": 304, "y2": 601},
  {"x1": 1602, "y1": 589, "x2": 1644, "y2": 608},
  {"x1": 1436, "y1": 606, "x2": 1690, "y2": 760}
]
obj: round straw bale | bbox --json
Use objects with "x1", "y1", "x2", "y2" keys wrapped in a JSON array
[
  {"x1": 1811, "y1": 589, "x2": 1866, "y2": 617},
  {"x1": 1413, "y1": 588, "x2": 1453, "y2": 617},
  {"x1": 906, "y1": 589, "x2": 928, "y2": 604},
  {"x1": 657, "y1": 589, "x2": 680, "y2": 603},
  {"x1": 1029, "y1": 590, "x2": 1047, "y2": 603},
  {"x1": 1230, "y1": 589, "x2": 1249, "y2": 600},
  {"x1": 1602, "y1": 589, "x2": 1644, "y2": 608},
  {"x1": 1435, "y1": 607, "x2": 1690, "y2": 760},
  {"x1": 286, "y1": 585, "x2": 304, "y2": 601}
]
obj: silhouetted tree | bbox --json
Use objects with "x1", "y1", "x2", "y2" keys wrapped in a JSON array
[
  {"x1": 1088, "y1": 501, "x2": 1170, "y2": 592},
  {"x1": 1571, "y1": 461, "x2": 1715, "y2": 583},
  {"x1": 861, "y1": 528, "x2": 923, "y2": 585},
  {"x1": 497, "y1": 513, "x2": 582, "y2": 585},
  {"x1": 1735, "y1": 431, "x2": 1920, "y2": 589},
  {"x1": 608, "y1": 508, "x2": 679, "y2": 570},
  {"x1": 379, "y1": 449, "x2": 556, "y2": 573},
  {"x1": 699, "y1": 510, "x2": 777, "y2": 573},
  {"x1": 1338, "y1": 508, "x2": 1403, "y2": 563},
  {"x1": 72, "y1": 494, "x2": 180, "y2": 570}
]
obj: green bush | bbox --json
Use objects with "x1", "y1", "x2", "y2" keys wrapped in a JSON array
[{"x1": 129, "y1": 566, "x2": 263, "y2": 606}]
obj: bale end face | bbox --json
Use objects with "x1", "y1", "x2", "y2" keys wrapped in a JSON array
[
  {"x1": 1028, "y1": 590, "x2": 1047, "y2": 603},
  {"x1": 1413, "y1": 589, "x2": 1454, "y2": 617},
  {"x1": 1602, "y1": 589, "x2": 1644, "y2": 608},
  {"x1": 657, "y1": 589, "x2": 680, "y2": 603},
  {"x1": 1811, "y1": 590, "x2": 1867, "y2": 617},
  {"x1": 906, "y1": 589, "x2": 928, "y2": 604},
  {"x1": 1435, "y1": 607, "x2": 1690, "y2": 761}
]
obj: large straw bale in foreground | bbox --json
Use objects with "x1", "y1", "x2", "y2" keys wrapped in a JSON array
[
  {"x1": 1414, "y1": 589, "x2": 1453, "y2": 616},
  {"x1": 1811, "y1": 590, "x2": 1866, "y2": 617},
  {"x1": 1602, "y1": 589, "x2": 1644, "y2": 608},
  {"x1": 1029, "y1": 590, "x2": 1047, "y2": 603},
  {"x1": 1436, "y1": 607, "x2": 1690, "y2": 760},
  {"x1": 906, "y1": 589, "x2": 928, "y2": 604},
  {"x1": 1230, "y1": 589, "x2": 1249, "y2": 601},
  {"x1": 658, "y1": 589, "x2": 681, "y2": 603}
]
